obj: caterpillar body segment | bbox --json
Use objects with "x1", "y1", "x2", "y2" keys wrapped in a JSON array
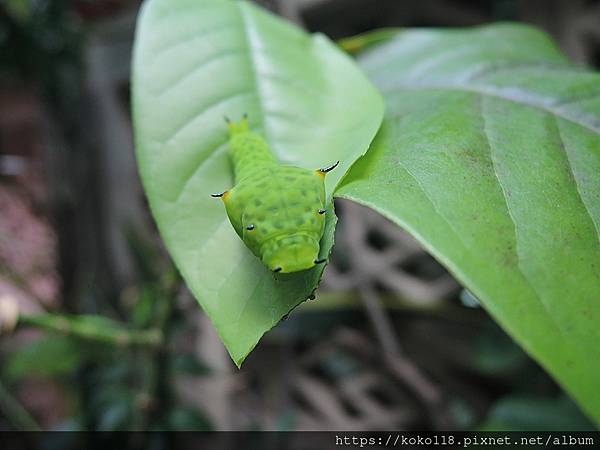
[
  {"x1": 227, "y1": 116, "x2": 277, "y2": 181},
  {"x1": 214, "y1": 116, "x2": 335, "y2": 273}
]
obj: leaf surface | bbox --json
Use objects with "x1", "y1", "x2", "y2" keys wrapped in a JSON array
[
  {"x1": 337, "y1": 24, "x2": 600, "y2": 423},
  {"x1": 132, "y1": 0, "x2": 383, "y2": 365}
]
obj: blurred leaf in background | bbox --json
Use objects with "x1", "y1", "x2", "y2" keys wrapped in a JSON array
[
  {"x1": 3, "y1": 336, "x2": 82, "y2": 382},
  {"x1": 0, "y1": 0, "x2": 82, "y2": 91},
  {"x1": 480, "y1": 395, "x2": 594, "y2": 431}
]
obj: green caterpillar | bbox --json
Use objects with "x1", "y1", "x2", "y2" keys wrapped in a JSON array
[{"x1": 212, "y1": 116, "x2": 338, "y2": 273}]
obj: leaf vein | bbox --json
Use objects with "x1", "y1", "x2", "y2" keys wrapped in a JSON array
[
  {"x1": 553, "y1": 117, "x2": 600, "y2": 244},
  {"x1": 151, "y1": 22, "x2": 240, "y2": 59},
  {"x1": 387, "y1": 83, "x2": 600, "y2": 134},
  {"x1": 174, "y1": 141, "x2": 229, "y2": 204},
  {"x1": 164, "y1": 88, "x2": 255, "y2": 146},
  {"x1": 156, "y1": 48, "x2": 248, "y2": 97},
  {"x1": 479, "y1": 94, "x2": 572, "y2": 339},
  {"x1": 239, "y1": 3, "x2": 269, "y2": 142}
]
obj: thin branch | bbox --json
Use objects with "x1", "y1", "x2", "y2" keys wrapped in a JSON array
[
  {"x1": 133, "y1": 274, "x2": 180, "y2": 430},
  {"x1": 359, "y1": 284, "x2": 452, "y2": 429},
  {"x1": 360, "y1": 285, "x2": 402, "y2": 356},
  {"x1": 16, "y1": 314, "x2": 163, "y2": 348}
]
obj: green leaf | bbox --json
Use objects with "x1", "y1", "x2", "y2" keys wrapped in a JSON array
[
  {"x1": 3, "y1": 336, "x2": 82, "y2": 381},
  {"x1": 479, "y1": 395, "x2": 595, "y2": 431},
  {"x1": 337, "y1": 24, "x2": 600, "y2": 424},
  {"x1": 168, "y1": 408, "x2": 213, "y2": 431},
  {"x1": 132, "y1": 0, "x2": 383, "y2": 366}
]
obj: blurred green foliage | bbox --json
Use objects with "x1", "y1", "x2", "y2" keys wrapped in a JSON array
[
  {"x1": 0, "y1": 229, "x2": 214, "y2": 432},
  {"x1": 3, "y1": 336, "x2": 83, "y2": 382},
  {"x1": 0, "y1": 0, "x2": 82, "y2": 98}
]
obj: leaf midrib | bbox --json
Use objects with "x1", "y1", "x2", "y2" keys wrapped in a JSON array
[
  {"x1": 478, "y1": 95, "x2": 576, "y2": 340},
  {"x1": 239, "y1": 2, "x2": 269, "y2": 141}
]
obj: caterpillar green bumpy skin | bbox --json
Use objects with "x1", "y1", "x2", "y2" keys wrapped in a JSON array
[{"x1": 212, "y1": 116, "x2": 338, "y2": 273}]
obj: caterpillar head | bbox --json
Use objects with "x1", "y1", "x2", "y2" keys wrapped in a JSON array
[{"x1": 260, "y1": 233, "x2": 321, "y2": 273}]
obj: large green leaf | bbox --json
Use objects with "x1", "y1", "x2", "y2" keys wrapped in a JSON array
[
  {"x1": 337, "y1": 24, "x2": 600, "y2": 424},
  {"x1": 132, "y1": 0, "x2": 383, "y2": 365}
]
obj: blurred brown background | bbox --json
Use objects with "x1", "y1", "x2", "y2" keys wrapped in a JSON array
[{"x1": 0, "y1": 0, "x2": 598, "y2": 435}]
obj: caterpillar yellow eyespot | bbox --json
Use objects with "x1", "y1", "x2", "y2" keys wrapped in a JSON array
[{"x1": 212, "y1": 115, "x2": 337, "y2": 273}]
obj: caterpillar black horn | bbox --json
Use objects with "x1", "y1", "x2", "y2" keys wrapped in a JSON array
[{"x1": 319, "y1": 161, "x2": 340, "y2": 174}]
